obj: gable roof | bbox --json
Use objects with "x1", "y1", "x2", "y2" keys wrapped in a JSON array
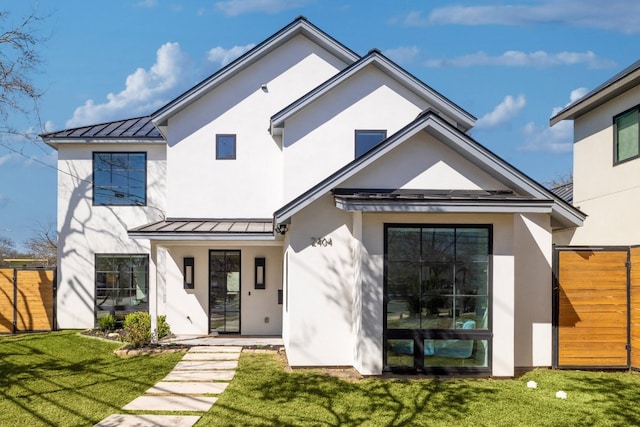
[
  {"x1": 274, "y1": 110, "x2": 585, "y2": 229},
  {"x1": 41, "y1": 116, "x2": 163, "y2": 149},
  {"x1": 151, "y1": 16, "x2": 360, "y2": 130},
  {"x1": 550, "y1": 59, "x2": 640, "y2": 126},
  {"x1": 270, "y1": 50, "x2": 476, "y2": 134}
]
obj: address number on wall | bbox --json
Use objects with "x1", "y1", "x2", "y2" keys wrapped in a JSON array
[{"x1": 311, "y1": 237, "x2": 333, "y2": 247}]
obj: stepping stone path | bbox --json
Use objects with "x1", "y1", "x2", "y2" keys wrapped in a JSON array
[{"x1": 94, "y1": 346, "x2": 242, "y2": 427}]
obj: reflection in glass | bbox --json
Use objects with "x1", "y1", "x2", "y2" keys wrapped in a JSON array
[
  {"x1": 423, "y1": 339, "x2": 488, "y2": 367},
  {"x1": 386, "y1": 339, "x2": 414, "y2": 367}
]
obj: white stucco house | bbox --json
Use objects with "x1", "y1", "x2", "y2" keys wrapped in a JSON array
[
  {"x1": 42, "y1": 17, "x2": 584, "y2": 376},
  {"x1": 550, "y1": 60, "x2": 640, "y2": 370}
]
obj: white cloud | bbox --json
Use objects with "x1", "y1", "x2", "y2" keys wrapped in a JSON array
[
  {"x1": 399, "y1": 1, "x2": 640, "y2": 34},
  {"x1": 66, "y1": 42, "x2": 192, "y2": 128},
  {"x1": 476, "y1": 94, "x2": 526, "y2": 129},
  {"x1": 207, "y1": 44, "x2": 256, "y2": 67},
  {"x1": 382, "y1": 46, "x2": 420, "y2": 64},
  {"x1": 0, "y1": 154, "x2": 12, "y2": 166},
  {"x1": 520, "y1": 88, "x2": 587, "y2": 152},
  {"x1": 215, "y1": 0, "x2": 311, "y2": 16},
  {"x1": 425, "y1": 50, "x2": 614, "y2": 69}
]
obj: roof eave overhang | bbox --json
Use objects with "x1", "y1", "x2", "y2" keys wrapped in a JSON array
[
  {"x1": 334, "y1": 198, "x2": 554, "y2": 214},
  {"x1": 43, "y1": 137, "x2": 165, "y2": 149},
  {"x1": 128, "y1": 232, "x2": 278, "y2": 241},
  {"x1": 152, "y1": 19, "x2": 359, "y2": 128},
  {"x1": 550, "y1": 68, "x2": 640, "y2": 126}
]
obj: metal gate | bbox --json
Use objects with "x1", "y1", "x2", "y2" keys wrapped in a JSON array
[{"x1": 0, "y1": 268, "x2": 56, "y2": 333}]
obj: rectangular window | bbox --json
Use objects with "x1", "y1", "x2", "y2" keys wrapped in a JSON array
[
  {"x1": 216, "y1": 134, "x2": 236, "y2": 159},
  {"x1": 95, "y1": 254, "x2": 149, "y2": 324},
  {"x1": 93, "y1": 152, "x2": 146, "y2": 205},
  {"x1": 384, "y1": 224, "x2": 492, "y2": 374},
  {"x1": 355, "y1": 130, "x2": 386, "y2": 158},
  {"x1": 615, "y1": 108, "x2": 640, "y2": 164}
]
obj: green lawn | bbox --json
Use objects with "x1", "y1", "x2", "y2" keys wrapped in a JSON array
[
  {"x1": 203, "y1": 353, "x2": 640, "y2": 427},
  {"x1": 0, "y1": 331, "x2": 184, "y2": 426},
  {"x1": 2, "y1": 332, "x2": 640, "y2": 426}
]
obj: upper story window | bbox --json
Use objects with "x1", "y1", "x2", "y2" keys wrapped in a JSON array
[
  {"x1": 614, "y1": 107, "x2": 640, "y2": 164},
  {"x1": 216, "y1": 134, "x2": 236, "y2": 159},
  {"x1": 93, "y1": 152, "x2": 146, "y2": 206},
  {"x1": 355, "y1": 130, "x2": 386, "y2": 158}
]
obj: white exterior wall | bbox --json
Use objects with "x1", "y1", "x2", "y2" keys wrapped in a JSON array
[
  {"x1": 165, "y1": 35, "x2": 348, "y2": 218},
  {"x1": 158, "y1": 243, "x2": 283, "y2": 335},
  {"x1": 281, "y1": 66, "x2": 430, "y2": 201},
  {"x1": 557, "y1": 85, "x2": 640, "y2": 245},
  {"x1": 56, "y1": 143, "x2": 166, "y2": 329},
  {"x1": 284, "y1": 194, "x2": 355, "y2": 367},
  {"x1": 342, "y1": 132, "x2": 510, "y2": 191},
  {"x1": 514, "y1": 213, "x2": 553, "y2": 368}
]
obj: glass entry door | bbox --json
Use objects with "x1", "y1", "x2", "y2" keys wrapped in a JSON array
[{"x1": 209, "y1": 250, "x2": 240, "y2": 333}]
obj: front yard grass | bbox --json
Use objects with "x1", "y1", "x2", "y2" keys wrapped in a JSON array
[
  {"x1": 3, "y1": 332, "x2": 640, "y2": 426},
  {"x1": 0, "y1": 330, "x2": 184, "y2": 426},
  {"x1": 203, "y1": 352, "x2": 640, "y2": 426}
]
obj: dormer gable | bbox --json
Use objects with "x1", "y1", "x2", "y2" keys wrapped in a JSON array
[{"x1": 270, "y1": 49, "x2": 476, "y2": 135}]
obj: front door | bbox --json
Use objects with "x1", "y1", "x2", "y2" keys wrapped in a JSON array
[{"x1": 209, "y1": 250, "x2": 241, "y2": 333}]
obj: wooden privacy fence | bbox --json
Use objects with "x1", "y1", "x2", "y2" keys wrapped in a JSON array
[
  {"x1": 0, "y1": 268, "x2": 56, "y2": 333},
  {"x1": 554, "y1": 247, "x2": 639, "y2": 370}
]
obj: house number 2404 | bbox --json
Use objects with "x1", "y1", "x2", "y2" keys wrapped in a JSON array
[{"x1": 311, "y1": 237, "x2": 333, "y2": 247}]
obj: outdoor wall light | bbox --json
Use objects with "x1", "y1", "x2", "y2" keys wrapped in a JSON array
[
  {"x1": 255, "y1": 257, "x2": 266, "y2": 289},
  {"x1": 183, "y1": 257, "x2": 194, "y2": 289}
]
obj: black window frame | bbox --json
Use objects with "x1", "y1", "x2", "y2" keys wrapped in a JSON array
[
  {"x1": 613, "y1": 106, "x2": 640, "y2": 165},
  {"x1": 92, "y1": 152, "x2": 147, "y2": 206},
  {"x1": 383, "y1": 223, "x2": 493, "y2": 376},
  {"x1": 355, "y1": 129, "x2": 386, "y2": 158},
  {"x1": 94, "y1": 253, "x2": 149, "y2": 325},
  {"x1": 216, "y1": 134, "x2": 237, "y2": 160}
]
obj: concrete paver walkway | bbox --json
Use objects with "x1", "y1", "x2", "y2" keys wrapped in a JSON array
[{"x1": 94, "y1": 345, "x2": 242, "y2": 427}]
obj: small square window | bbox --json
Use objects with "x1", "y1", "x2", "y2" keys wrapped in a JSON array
[
  {"x1": 216, "y1": 134, "x2": 236, "y2": 159},
  {"x1": 355, "y1": 130, "x2": 386, "y2": 158}
]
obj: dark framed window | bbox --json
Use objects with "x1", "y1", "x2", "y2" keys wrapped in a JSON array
[
  {"x1": 614, "y1": 107, "x2": 640, "y2": 164},
  {"x1": 216, "y1": 134, "x2": 236, "y2": 159},
  {"x1": 355, "y1": 129, "x2": 386, "y2": 158},
  {"x1": 95, "y1": 254, "x2": 149, "y2": 324},
  {"x1": 93, "y1": 152, "x2": 146, "y2": 205},
  {"x1": 384, "y1": 224, "x2": 492, "y2": 375}
]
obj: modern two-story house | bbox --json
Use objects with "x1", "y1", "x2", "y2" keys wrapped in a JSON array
[
  {"x1": 550, "y1": 60, "x2": 640, "y2": 370},
  {"x1": 43, "y1": 17, "x2": 584, "y2": 376}
]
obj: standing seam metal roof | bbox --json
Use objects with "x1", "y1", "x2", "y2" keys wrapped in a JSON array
[{"x1": 40, "y1": 116, "x2": 162, "y2": 139}]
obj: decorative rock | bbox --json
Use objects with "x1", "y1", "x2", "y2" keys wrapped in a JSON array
[
  {"x1": 526, "y1": 380, "x2": 538, "y2": 389},
  {"x1": 556, "y1": 390, "x2": 568, "y2": 399}
]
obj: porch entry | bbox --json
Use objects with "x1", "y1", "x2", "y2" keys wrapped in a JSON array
[
  {"x1": 209, "y1": 250, "x2": 240, "y2": 333},
  {"x1": 383, "y1": 224, "x2": 492, "y2": 374},
  {"x1": 554, "y1": 246, "x2": 640, "y2": 370}
]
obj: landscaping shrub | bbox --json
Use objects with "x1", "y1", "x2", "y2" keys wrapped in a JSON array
[
  {"x1": 123, "y1": 311, "x2": 152, "y2": 348},
  {"x1": 122, "y1": 312, "x2": 171, "y2": 347},
  {"x1": 158, "y1": 315, "x2": 171, "y2": 339},
  {"x1": 97, "y1": 314, "x2": 116, "y2": 331}
]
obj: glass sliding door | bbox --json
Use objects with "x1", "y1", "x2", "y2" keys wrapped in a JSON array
[
  {"x1": 384, "y1": 224, "x2": 492, "y2": 374},
  {"x1": 209, "y1": 250, "x2": 241, "y2": 333}
]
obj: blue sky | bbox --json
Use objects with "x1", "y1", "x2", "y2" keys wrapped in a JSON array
[{"x1": 2, "y1": 0, "x2": 640, "y2": 248}]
